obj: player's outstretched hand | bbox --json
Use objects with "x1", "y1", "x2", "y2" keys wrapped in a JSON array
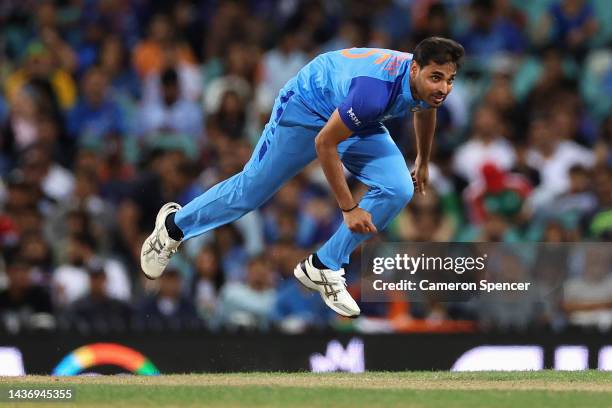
[
  {"x1": 411, "y1": 159, "x2": 429, "y2": 195},
  {"x1": 343, "y1": 207, "x2": 378, "y2": 234}
]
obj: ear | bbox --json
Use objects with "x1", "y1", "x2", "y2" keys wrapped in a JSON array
[{"x1": 410, "y1": 61, "x2": 419, "y2": 78}]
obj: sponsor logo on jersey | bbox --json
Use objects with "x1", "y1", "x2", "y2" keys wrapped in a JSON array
[{"x1": 347, "y1": 107, "x2": 362, "y2": 127}]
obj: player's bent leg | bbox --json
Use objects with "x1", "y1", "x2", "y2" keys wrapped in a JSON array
[
  {"x1": 316, "y1": 131, "x2": 414, "y2": 268},
  {"x1": 292, "y1": 131, "x2": 413, "y2": 317},
  {"x1": 297, "y1": 174, "x2": 411, "y2": 317}
]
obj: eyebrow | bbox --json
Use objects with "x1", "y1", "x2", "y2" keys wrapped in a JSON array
[{"x1": 431, "y1": 70, "x2": 456, "y2": 79}]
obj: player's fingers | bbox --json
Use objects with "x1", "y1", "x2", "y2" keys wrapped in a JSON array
[
  {"x1": 366, "y1": 220, "x2": 378, "y2": 234},
  {"x1": 419, "y1": 180, "x2": 426, "y2": 195},
  {"x1": 363, "y1": 213, "x2": 378, "y2": 233},
  {"x1": 356, "y1": 220, "x2": 369, "y2": 234}
]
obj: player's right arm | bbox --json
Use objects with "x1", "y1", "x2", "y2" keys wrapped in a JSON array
[{"x1": 315, "y1": 110, "x2": 377, "y2": 235}]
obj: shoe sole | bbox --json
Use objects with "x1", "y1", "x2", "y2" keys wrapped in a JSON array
[
  {"x1": 141, "y1": 202, "x2": 181, "y2": 280},
  {"x1": 293, "y1": 261, "x2": 359, "y2": 318}
]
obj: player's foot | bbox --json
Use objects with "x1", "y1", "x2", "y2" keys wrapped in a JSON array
[
  {"x1": 293, "y1": 255, "x2": 360, "y2": 317},
  {"x1": 140, "y1": 202, "x2": 182, "y2": 279}
]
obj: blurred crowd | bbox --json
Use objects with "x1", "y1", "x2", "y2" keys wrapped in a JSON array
[{"x1": 0, "y1": 0, "x2": 611, "y2": 335}]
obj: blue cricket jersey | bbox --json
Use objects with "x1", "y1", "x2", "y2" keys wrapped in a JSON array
[{"x1": 286, "y1": 48, "x2": 431, "y2": 134}]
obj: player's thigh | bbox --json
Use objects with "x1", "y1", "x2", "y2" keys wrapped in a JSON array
[
  {"x1": 242, "y1": 121, "x2": 318, "y2": 201},
  {"x1": 338, "y1": 131, "x2": 413, "y2": 196},
  {"x1": 244, "y1": 88, "x2": 321, "y2": 181}
]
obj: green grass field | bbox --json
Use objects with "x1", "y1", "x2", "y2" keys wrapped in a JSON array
[{"x1": 2, "y1": 371, "x2": 612, "y2": 408}]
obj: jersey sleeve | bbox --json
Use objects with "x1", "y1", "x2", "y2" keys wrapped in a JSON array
[{"x1": 337, "y1": 76, "x2": 394, "y2": 132}]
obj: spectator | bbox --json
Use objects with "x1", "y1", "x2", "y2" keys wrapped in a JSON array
[
  {"x1": 99, "y1": 35, "x2": 140, "y2": 100},
  {"x1": 64, "y1": 259, "x2": 132, "y2": 332},
  {"x1": 594, "y1": 114, "x2": 612, "y2": 167},
  {"x1": 541, "y1": 165, "x2": 598, "y2": 228},
  {"x1": 191, "y1": 245, "x2": 224, "y2": 321},
  {"x1": 48, "y1": 168, "x2": 115, "y2": 251},
  {"x1": 0, "y1": 258, "x2": 54, "y2": 333},
  {"x1": 460, "y1": 0, "x2": 525, "y2": 59},
  {"x1": 213, "y1": 225, "x2": 249, "y2": 282},
  {"x1": 67, "y1": 67, "x2": 128, "y2": 143},
  {"x1": 411, "y1": 3, "x2": 452, "y2": 45},
  {"x1": 4, "y1": 41, "x2": 76, "y2": 111},
  {"x1": 477, "y1": 250, "x2": 542, "y2": 330},
  {"x1": 1, "y1": 88, "x2": 40, "y2": 164},
  {"x1": 206, "y1": 89, "x2": 247, "y2": 141},
  {"x1": 452, "y1": 105, "x2": 516, "y2": 184},
  {"x1": 522, "y1": 47, "x2": 578, "y2": 114},
  {"x1": 463, "y1": 163, "x2": 532, "y2": 225},
  {"x1": 257, "y1": 28, "x2": 308, "y2": 99},
  {"x1": 52, "y1": 233, "x2": 130, "y2": 308},
  {"x1": 20, "y1": 143, "x2": 74, "y2": 203},
  {"x1": 296, "y1": 194, "x2": 342, "y2": 248},
  {"x1": 391, "y1": 186, "x2": 456, "y2": 241},
  {"x1": 526, "y1": 116, "x2": 595, "y2": 207},
  {"x1": 563, "y1": 246, "x2": 612, "y2": 330},
  {"x1": 588, "y1": 166, "x2": 612, "y2": 239},
  {"x1": 273, "y1": 278, "x2": 333, "y2": 333},
  {"x1": 535, "y1": 0, "x2": 599, "y2": 59},
  {"x1": 136, "y1": 267, "x2": 200, "y2": 330},
  {"x1": 132, "y1": 14, "x2": 197, "y2": 79},
  {"x1": 1, "y1": 176, "x2": 45, "y2": 241},
  {"x1": 216, "y1": 255, "x2": 276, "y2": 330},
  {"x1": 17, "y1": 231, "x2": 53, "y2": 277},
  {"x1": 138, "y1": 67, "x2": 203, "y2": 141}
]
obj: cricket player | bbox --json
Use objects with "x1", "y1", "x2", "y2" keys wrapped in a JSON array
[{"x1": 141, "y1": 37, "x2": 464, "y2": 317}]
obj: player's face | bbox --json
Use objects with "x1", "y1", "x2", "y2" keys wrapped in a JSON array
[{"x1": 411, "y1": 61, "x2": 457, "y2": 107}]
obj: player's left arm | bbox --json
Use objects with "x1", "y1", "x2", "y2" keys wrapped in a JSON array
[{"x1": 412, "y1": 108, "x2": 436, "y2": 195}]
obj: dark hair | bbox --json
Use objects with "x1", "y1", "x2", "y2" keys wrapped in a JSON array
[
  {"x1": 161, "y1": 68, "x2": 179, "y2": 86},
  {"x1": 71, "y1": 232, "x2": 98, "y2": 251},
  {"x1": 413, "y1": 37, "x2": 464, "y2": 69}
]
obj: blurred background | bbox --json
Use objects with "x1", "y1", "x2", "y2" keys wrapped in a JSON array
[{"x1": 0, "y1": 0, "x2": 611, "y2": 351}]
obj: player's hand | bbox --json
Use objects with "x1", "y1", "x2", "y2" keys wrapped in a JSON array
[
  {"x1": 411, "y1": 157, "x2": 429, "y2": 195},
  {"x1": 343, "y1": 207, "x2": 378, "y2": 234}
]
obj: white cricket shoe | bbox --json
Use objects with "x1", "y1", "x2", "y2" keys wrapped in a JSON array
[
  {"x1": 140, "y1": 202, "x2": 182, "y2": 279},
  {"x1": 293, "y1": 255, "x2": 361, "y2": 317}
]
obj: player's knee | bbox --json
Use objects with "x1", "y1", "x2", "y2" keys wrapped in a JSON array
[{"x1": 387, "y1": 179, "x2": 414, "y2": 208}]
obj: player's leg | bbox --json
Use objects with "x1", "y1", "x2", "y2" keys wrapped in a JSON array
[
  {"x1": 317, "y1": 130, "x2": 414, "y2": 269},
  {"x1": 141, "y1": 89, "x2": 319, "y2": 279},
  {"x1": 173, "y1": 127, "x2": 316, "y2": 240},
  {"x1": 173, "y1": 91, "x2": 320, "y2": 240},
  {"x1": 293, "y1": 130, "x2": 413, "y2": 317}
]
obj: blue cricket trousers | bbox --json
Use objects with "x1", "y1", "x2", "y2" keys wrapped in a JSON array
[{"x1": 175, "y1": 87, "x2": 414, "y2": 270}]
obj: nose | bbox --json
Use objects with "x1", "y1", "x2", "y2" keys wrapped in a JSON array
[{"x1": 439, "y1": 82, "x2": 449, "y2": 95}]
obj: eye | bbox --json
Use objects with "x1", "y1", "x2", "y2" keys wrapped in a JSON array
[{"x1": 431, "y1": 75, "x2": 441, "y2": 82}]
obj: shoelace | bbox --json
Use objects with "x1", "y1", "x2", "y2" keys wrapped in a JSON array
[{"x1": 160, "y1": 246, "x2": 177, "y2": 261}]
